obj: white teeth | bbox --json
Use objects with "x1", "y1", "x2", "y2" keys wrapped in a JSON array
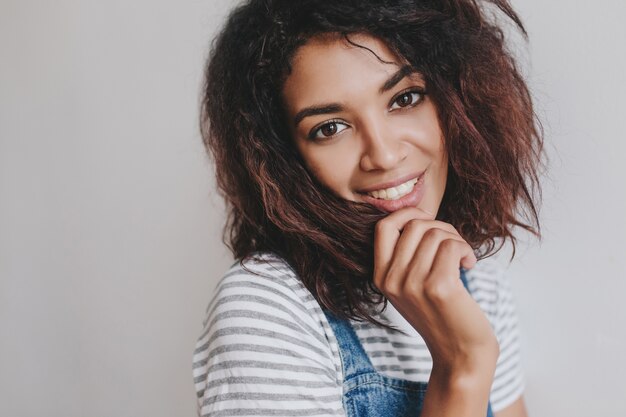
[{"x1": 367, "y1": 178, "x2": 418, "y2": 201}]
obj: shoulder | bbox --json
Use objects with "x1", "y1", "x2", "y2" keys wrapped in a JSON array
[
  {"x1": 202, "y1": 252, "x2": 316, "y2": 324},
  {"x1": 192, "y1": 251, "x2": 343, "y2": 416},
  {"x1": 194, "y1": 251, "x2": 333, "y2": 365}
]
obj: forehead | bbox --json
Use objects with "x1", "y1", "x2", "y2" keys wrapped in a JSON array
[
  {"x1": 291, "y1": 32, "x2": 400, "y2": 66},
  {"x1": 282, "y1": 34, "x2": 403, "y2": 108}
]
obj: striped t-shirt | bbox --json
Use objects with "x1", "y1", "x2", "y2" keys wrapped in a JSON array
[{"x1": 193, "y1": 251, "x2": 524, "y2": 416}]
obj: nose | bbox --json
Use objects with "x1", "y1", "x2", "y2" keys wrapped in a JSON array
[{"x1": 359, "y1": 117, "x2": 408, "y2": 171}]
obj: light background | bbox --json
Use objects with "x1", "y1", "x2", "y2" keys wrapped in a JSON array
[{"x1": 1, "y1": 0, "x2": 625, "y2": 416}]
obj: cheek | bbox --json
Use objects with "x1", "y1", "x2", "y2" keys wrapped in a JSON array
[
  {"x1": 407, "y1": 99, "x2": 445, "y2": 153},
  {"x1": 423, "y1": 124, "x2": 445, "y2": 156},
  {"x1": 432, "y1": 137, "x2": 448, "y2": 184},
  {"x1": 396, "y1": 113, "x2": 443, "y2": 153},
  {"x1": 435, "y1": 136, "x2": 447, "y2": 165}
]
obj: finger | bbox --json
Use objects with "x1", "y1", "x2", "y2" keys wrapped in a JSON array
[
  {"x1": 394, "y1": 222, "x2": 464, "y2": 274},
  {"x1": 373, "y1": 208, "x2": 464, "y2": 287},
  {"x1": 373, "y1": 207, "x2": 433, "y2": 287},
  {"x1": 388, "y1": 206, "x2": 436, "y2": 224},
  {"x1": 429, "y1": 239, "x2": 478, "y2": 292},
  {"x1": 405, "y1": 227, "x2": 468, "y2": 280}
]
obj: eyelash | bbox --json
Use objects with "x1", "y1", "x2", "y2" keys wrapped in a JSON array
[
  {"x1": 307, "y1": 87, "x2": 427, "y2": 141},
  {"x1": 390, "y1": 87, "x2": 426, "y2": 110}
]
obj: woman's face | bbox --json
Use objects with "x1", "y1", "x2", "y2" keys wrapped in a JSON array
[{"x1": 282, "y1": 33, "x2": 448, "y2": 215}]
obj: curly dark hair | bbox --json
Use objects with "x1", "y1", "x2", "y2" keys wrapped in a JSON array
[{"x1": 200, "y1": 0, "x2": 543, "y2": 328}]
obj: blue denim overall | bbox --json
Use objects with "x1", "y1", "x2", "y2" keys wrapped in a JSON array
[{"x1": 322, "y1": 269, "x2": 495, "y2": 417}]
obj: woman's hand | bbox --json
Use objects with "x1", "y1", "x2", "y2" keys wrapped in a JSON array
[{"x1": 373, "y1": 206, "x2": 499, "y2": 416}]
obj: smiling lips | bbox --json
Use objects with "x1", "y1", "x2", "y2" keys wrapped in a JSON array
[
  {"x1": 365, "y1": 177, "x2": 418, "y2": 200},
  {"x1": 359, "y1": 171, "x2": 427, "y2": 213}
]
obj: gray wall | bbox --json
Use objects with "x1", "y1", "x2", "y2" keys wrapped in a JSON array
[
  {"x1": 1, "y1": 0, "x2": 625, "y2": 416},
  {"x1": 505, "y1": 1, "x2": 626, "y2": 415}
]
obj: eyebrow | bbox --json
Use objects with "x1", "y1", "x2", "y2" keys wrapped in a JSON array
[
  {"x1": 293, "y1": 65, "x2": 418, "y2": 127},
  {"x1": 380, "y1": 65, "x2": 417, "y2": 94}
]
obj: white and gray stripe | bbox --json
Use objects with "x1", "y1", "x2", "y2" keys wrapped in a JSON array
[{"x1": 193, "y1": 252, "x2": 524, "y2": 416}]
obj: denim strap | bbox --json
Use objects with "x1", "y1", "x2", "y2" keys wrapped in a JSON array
[{"x1": 323, "y1": 308, "x2": 376, "y2": 379}]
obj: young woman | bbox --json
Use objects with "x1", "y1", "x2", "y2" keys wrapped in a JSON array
[{"x1": 192, "y1": 1, "x2": 543, "y2": 416}]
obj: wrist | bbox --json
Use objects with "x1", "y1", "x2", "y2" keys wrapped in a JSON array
[
  {"x1": 420, "y1": 362, "x2": 496, "y2": 417},
  {"x1": 433, "y1": 342, "x2": 499, "y2": 380},
  {"x1": 430, "y1": 335, "x2": 500, "y2": 380},
  {"x1": 430, "y1": 360, "x2": 495, "y2": 396}
]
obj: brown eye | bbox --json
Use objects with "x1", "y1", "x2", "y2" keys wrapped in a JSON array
[
  {"x1": 320, "y1": 123, "x2": 338, "y2": 136},
  {"x1": 390, "y1": 90, "x2": 424, "y2": 110},
  {"x1": 397, "y1": 93, "x2": 414, "y2": 107},
  {"x1": 309, "y1": 120, "x2": 348, "y2": 140}
]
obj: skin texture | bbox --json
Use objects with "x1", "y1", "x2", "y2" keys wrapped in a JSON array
[
  {"x1": 283, "y1": 34, "x2": 448, "y2": 217},
  {"x1": 282, "y1": 33, "x2": 528, "y2": 417}
]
